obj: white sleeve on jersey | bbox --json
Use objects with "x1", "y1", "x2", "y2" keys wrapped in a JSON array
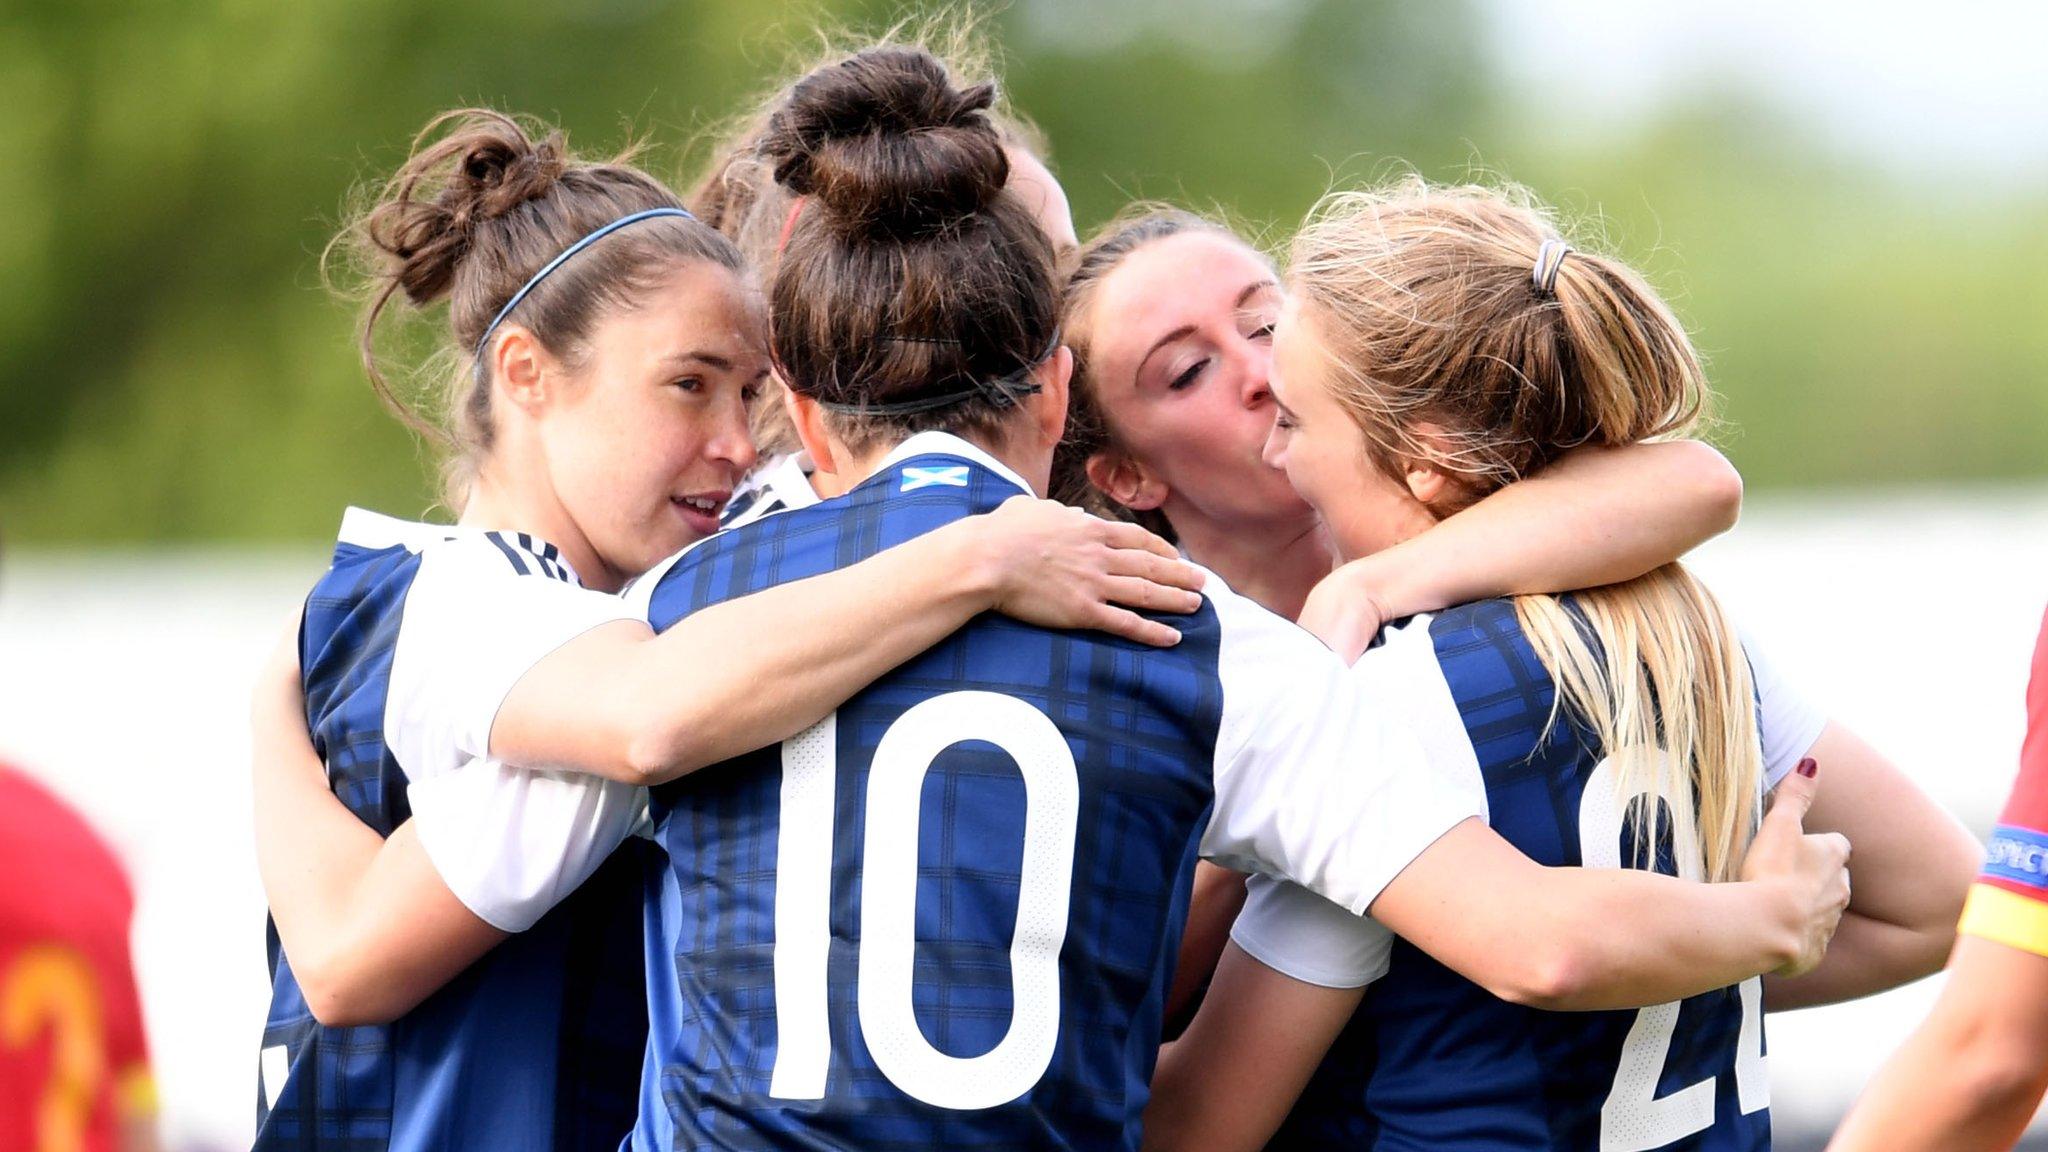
[
  {"x1": 384, "y1": 538, "x2": 647, "y2": 932},
  {"x1": 1200, "y1": 585, "x2": 1487, "y2": 917},
  {"x1": 1743, "y1": 629, "x2": 1829, "y2": 789},
  {"x1": 1228, "y1": 615, "x2": 1836, "y2": 989},
  {"x1": 1230, "y1": 872, "x2": 1395, "y2": 989},
  {"x1": 406, "y1": 760, "x2": 651, "y2": 932}
]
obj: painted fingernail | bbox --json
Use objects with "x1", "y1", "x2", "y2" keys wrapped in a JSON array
[{"x1": 1796, "y1": 757, "x2": 1818, "y2": 779}]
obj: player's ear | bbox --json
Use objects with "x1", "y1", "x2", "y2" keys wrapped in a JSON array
[
  {"x1": 1026, "y1": 344, "x2": 1073, "y2": 453},
  {"x1": 1402, "y1": 421, "x2": 1463, "y2": 509},
  {"x1": 492, "y1": 325, "x2": 552, "y2": 415},
  {"x1": 1084, "y1": 448, "x2": 1168, "y2": 513},
  {"x1": 785, "y1": 388, "x2": 841, "y2": 477}
]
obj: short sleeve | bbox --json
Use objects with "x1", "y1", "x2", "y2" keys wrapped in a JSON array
[
  {"x1": 1960, "y1": 606, "x2": 2048, "y2": 956},
  {"x1": 1200, "y1": 590, "x2": 1487, "y2": 916},
  {"x1": 406, "y1": 760, "x2": 648, "y2": 932},
  {"x1": 1230, "y1": 874, "x2": 1394, "y2": 989},
  {"x1": 383, "y1": 539, "x2": 645, "y2": 932},
  {"x1": 385, "y1": 540, "x2": 640, "y2": 774},
  {"x1": 1743, "y1": 628, "x2": 1829, "y2": 789}
]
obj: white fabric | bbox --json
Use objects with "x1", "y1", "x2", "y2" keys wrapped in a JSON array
[
  {"x1": 1232, "y1": 875, "x2": 1396, "y2": 990},
  {"x1": 873, "y1": 431, "x2": 1037, "y2": 498},
  {"x1": 1201, "y1": 590, "x2": 1488, "y2": 918},
  {"x1": 1745, "y1": 631, "x2": 1829, "y2": 788},
  {"x1": 726, "y1": 452, "x2": 824, "y2": 531},
  {"x1": 362, "y1": 511, "x2": 646, "y2": 932},
  {"x1": 1231, "y1": 617, "x2": 1832, "y2": 990}
]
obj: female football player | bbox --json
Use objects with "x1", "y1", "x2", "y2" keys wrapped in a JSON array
[
  {"x1": 246, "y1": 106, "x2": 1201, "y2": 1152},
  {"x1": 1053, "y1": 206, "x2": 1762, "y2": 1021},
  {"x1": 603, "y1": 44, "x2": 1847, "y2": 1152},
  {"x1": 689, "y1": 24, "x2": 1077, "y2": 524},
  {"x1": 1139, "y1": 181, "x2": 1979, "y2": 1152}
]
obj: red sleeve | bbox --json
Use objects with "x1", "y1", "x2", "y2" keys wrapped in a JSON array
[{"x1": 1959, "y1": 607, "x2": 2048, "y2": 955}]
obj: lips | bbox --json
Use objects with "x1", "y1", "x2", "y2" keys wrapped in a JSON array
[{"x1": 670, "y1": 490, "x2": 730, "y2": 536}]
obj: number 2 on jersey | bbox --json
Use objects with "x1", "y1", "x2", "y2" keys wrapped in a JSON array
[
  {"x1": 769, "y1": 691, "x2": 1079, "y2": 1110},
  {"x1": 1579, "y1": 759, "x2": 1767, "y2": 1151}
]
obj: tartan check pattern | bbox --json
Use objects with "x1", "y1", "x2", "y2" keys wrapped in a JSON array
[
  {"x1": 254, "y1": 530, "x2": 646, "y2": 1152},
  {"x1": 638, "y1": 453, "x2": 1226, "y2": 1152},
  {"x1": 1270, "y1": 599, "x2": 1768, "y2": 1152}
]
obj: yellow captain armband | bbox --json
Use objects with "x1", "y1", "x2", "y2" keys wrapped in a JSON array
[
  {"x1": 1960, "y1": 883, "x2": 2048, "y2": 959},
  {"x1": 116, "y1": 1064, "x2": 159, "y2": 1118}
]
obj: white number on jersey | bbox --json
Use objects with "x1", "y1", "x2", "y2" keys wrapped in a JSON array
[
  {"x1": 1579, "y1": 756, "x2": 1767, "y2": 1152},
  {"x1": 768, "y1": 692, "x2": 1079, "y2": 1110}
]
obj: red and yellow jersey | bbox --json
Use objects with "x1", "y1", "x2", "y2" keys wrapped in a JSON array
[
  {"x1": 0, "y1": 766, "x2": 154, "y2": 1152},
  {"x1": 1960, "y1": 606, "x2": 2048, "y2": 958}
]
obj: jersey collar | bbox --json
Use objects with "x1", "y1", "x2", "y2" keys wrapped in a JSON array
[
  {"x1": 335, "y1": 506, "x2": 587, "y2": 587},
  {"x1": 869, "y1": 431, "x2": 1037, "y2": 498}
]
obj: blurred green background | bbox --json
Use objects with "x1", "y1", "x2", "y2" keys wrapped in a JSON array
[{"x1": 5, "y1": 0, "x2": 2045, "y2": 543}]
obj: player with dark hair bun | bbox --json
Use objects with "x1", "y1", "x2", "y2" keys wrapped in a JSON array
[
  {"x1": 244, "y1": 104, "x2": 1205, "y2": 1152},
  {"x1": 623, "y1": 45, "x2": 1852, "y2": 1152}
]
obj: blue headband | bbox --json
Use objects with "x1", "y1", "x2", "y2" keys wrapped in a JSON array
[{"x1": 472, "y1": 207, "x2": 696, "y2": 378}]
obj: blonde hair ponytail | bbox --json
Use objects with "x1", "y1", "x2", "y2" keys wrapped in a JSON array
[
  {"x1": 1287, "y1": 178, "x2": 1763, "y2": 881},
  {"x1": 1515, "y1": 571, "x2": 1761, "y2": 881}
]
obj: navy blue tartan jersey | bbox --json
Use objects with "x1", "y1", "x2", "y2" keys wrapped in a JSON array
[
  {"x1": 1238, "y1": 598, "x2": 1826, "y2": 1152},
  {"x1": 253, "y1": 509, "x2": 652, "y2": 1152},
  {"x1": 626, "y1": 433, "x2": 1487, "y2": 1152}
]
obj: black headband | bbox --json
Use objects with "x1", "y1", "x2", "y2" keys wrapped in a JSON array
[{"x1": 814, "y1": 331, "x2": 1060, "y2": 418}]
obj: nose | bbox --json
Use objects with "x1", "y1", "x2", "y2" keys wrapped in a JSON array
[
  {"x1": 1260, "y1": 418, "x2": 1288, "y2": 471},
  {"x1": 711, "y1": 400, "x2": 758, "y2": 477},
  {"x1": 1238, "y1": 341, "x2": 1274, "y2": 410}
]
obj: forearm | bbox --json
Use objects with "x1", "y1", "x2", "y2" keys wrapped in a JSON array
[
  {"x1": 1765, "y1": 912, "x2": 1955, "y2": 1010},
  {"x1": 1776, "y1": 723, "x2": 1977, "y2": 1010},
  {"x1": 619, "y1": 518, "x2": 997, "y2": 782},
  {"x1": 1829, "y1": 999, "x2": 2048, "y2": 1151},
  {"x1": 1373, "y1": 823, "x2": 1801, "y2": 1011},
  {"x1": 1338, "y1": 440, "x2": 1740, "y2": 619}
]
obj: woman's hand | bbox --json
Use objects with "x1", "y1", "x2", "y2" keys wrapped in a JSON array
[
  {"x1": 975, "y1": 496, "x2": 1206, "y2": 648},
  {"x1": 1739, "y1": 760, "x2": 1854, "y2": 977},
  {"x1": 1298, "y1": 562, "x2": 1392, "y2": 662}
]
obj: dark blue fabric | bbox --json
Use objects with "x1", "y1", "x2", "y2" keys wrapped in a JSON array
[
  {"x1": 254, "y1": 528, "x2": 649, "y2": 1152},
  {"x1": 1267, "y1": 598, "x2": 1768, "y2": 1152},
  {"x1": 633, "y1": 453, "x2": 1226, "y2": 1151}
]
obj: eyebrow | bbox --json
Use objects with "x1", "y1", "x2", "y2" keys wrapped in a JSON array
[
  {"x1": 1236, "y1": 279, "x2": 1281, "y2": 309},
  {"x1": 662, "y1": 350, "x2": 770, "y2": 380},
  {"x1": 1133, "y1": 278, "x2": 1283, "y2": 383}
]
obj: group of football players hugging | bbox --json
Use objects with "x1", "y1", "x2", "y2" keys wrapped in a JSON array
[{"x1": 244, "y1": 23, "x2": 2041, "y2": 1152}]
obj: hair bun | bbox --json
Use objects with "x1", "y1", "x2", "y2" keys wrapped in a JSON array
[
  {"x1": 763, "y1": 46, "x2": 1009, "y2": 239},
  {"x1": 354, "y1": 110, "x2": 570, "y2": 307},
  {"x1": 453, "y1": 120, "x2": 567, "y2": 222}
]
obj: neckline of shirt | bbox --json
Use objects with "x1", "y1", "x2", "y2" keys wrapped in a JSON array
[
  {"x1": 335, "y1": 507, "x2": 586, "y2": 587},
  {"x1": 867, "y1": 431, "x2": 1037, "y2": 497}
]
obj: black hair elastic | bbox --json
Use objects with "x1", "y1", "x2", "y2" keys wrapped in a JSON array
[{"x1": 815, "y1": 331, "x2": 1059, "y2": 418}]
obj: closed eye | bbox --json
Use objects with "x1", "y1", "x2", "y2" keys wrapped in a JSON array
[{"x1": 1169, "y1": 360, "x2": 1208, "y2": 391}]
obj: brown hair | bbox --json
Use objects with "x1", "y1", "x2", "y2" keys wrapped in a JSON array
[
  {"x1": 1049, "y1": 205, "x2": 1252, "y2": 540},
  {"x1": 1289, "y1": 179, "x2": 1760, "y2": 882},
  {"x1": 688, "y1": 23, "x2": 1055, "y2": 459},
  {"x1": 758, "y1": 45, "x2": 1059, "y2": 455},
  {"x1": 336, "y1": 108, "x2": 742, "y2": 507}
]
